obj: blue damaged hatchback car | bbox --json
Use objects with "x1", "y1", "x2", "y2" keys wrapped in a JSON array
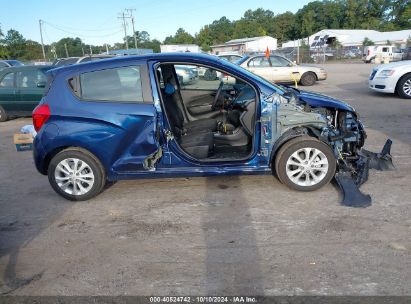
[{"x1": 33, "y1": 53, "x2": 393, "y2": 205}]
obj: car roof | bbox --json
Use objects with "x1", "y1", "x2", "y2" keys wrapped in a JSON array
[
  {"x1": 50, "y1": 53, "x2": 226, "y2": 74},
  {"x1": 0, "y1": 65, "x2": 53, "y2": 74}
]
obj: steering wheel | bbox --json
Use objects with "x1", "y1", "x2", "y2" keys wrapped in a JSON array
[{"x1": 212, "y1": 81, "x2": 224, "y2": 110}]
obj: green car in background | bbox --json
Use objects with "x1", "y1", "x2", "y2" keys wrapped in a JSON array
[{"x1": 0, "y1": 65, "x2": 53, "y2": 122}]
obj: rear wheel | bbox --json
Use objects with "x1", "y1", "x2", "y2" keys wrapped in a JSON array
[
  {"x1": 48, "y1": 148, "x2": 106, "y2": 201},
  {"x1": 397, "y1": 74, "x2": 411, "y2": 99},
  {"x1": 300, "y1": 72, "x2": 317, "y2": 86},
  {"x1": 0, "y1": 106, "x2": 8, "y2": 122},
  {"x1": 274, "y1": 136, "x2": 336, "y2": 191}
]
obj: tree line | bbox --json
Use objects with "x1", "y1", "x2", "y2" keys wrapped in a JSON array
[{"x1": 1, "y1": 0, "x2": 409, "y2": 60}]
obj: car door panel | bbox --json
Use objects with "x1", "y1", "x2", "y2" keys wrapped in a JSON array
[
  {"x1": 270, "y1": 56, "x2": 296, "y2": 83},
  {"x1": 64, "y1": 64, "x2": 162, "y2": 173},
  {"x1": 0, "y1": 72, "x2": 17, "y2": 112}
]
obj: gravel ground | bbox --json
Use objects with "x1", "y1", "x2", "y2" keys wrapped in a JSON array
[{"x1": 0, "y1": 63, "x2": 410, "y2": 296}]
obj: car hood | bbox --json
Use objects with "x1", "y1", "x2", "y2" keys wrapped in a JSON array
[
  {"x1": 296, "y1": 90, "x2": 354, "y2": 112},
  {"x1": 375, "y1": 60, "x2": 411, "y2": 70}
]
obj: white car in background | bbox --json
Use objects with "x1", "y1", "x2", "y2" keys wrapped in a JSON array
[
  {"x1": 369, "y1": 60, "x2": 411, "y2": 99},
  {"x1": 237, "y1": 54, "x2": 327, "y2": 86},
  {"x1": 197, "y1": 54, "x2": 243, "y2": 80}
]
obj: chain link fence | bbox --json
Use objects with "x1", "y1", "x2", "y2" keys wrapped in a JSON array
[{"x1": 272, "y1": 46, "x2": 364, "y2": 64}]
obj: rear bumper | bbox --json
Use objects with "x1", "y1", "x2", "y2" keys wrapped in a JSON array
[{"x1": 33, "y1": 136, "x2": 47, "y2": 175}]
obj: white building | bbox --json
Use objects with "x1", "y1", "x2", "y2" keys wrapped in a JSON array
[
  {"x1": 160, "y1": 44, "x2": 201, "y2": 53},
  {"x1": 282, "y1": 29, "x2": 411, "y2": 48},
  {"x1": 211, "y1": 36, "x2": 277, "y2": 54}
]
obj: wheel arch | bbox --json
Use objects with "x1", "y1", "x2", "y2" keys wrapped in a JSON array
[
  {"x1": 269, "y1": 126, "x2": 323, "y2": 170},
  {"x1": 41, "y1": 145, "x2": 104, "y2": 175},
  {"x1": 301, "y1": 71, "x2": 318, "y2": 81},
  {"x1": 395, "y1": 72, "x2": 411, "y2": 94}
]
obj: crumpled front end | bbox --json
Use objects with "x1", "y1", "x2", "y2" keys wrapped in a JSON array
[
  {"x1": 265, "y1": 88, "x2": 394, "y2": 207},
  {"x1": 319, "y1": 110, "x2": 394, "y2": 207}
]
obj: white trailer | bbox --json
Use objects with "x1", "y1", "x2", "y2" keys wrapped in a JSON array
[{"x1": 160, "y1": 44, "x2": 201, "y2": 53}]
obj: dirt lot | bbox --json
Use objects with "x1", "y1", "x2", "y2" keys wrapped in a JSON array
[{"x1": 0, "y1": 64, "x2": 410, "y2": 296}]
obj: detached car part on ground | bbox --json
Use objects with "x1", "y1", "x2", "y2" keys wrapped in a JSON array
[
  {"x1": 32, "y1": 53, "x2": 393, "y2": 206},
  {"x1": 369, "y1": 60, "x2": 411, "y2": 99}
]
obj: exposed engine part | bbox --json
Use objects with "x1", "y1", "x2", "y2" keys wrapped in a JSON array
[{"x1": 308, "y1": 107, "x2": 393, "y2": 207}]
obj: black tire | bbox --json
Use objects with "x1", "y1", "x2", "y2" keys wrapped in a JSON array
[
  {"x1": 0, "y1": 106, "x2": 8, "y2": 122},
  {"x1": 300, "y1": 72, "x2": 317, "y2": 86},
  {"x1": 48, "y1": 148, "x2": 106, "y2": 201},
  {"x1": 396, "y1": 73, "x2": 411, "y2": 99},
  {"x1": 204, "y1": 69, "x2": 217, "y2": 81},
  {"x1": 274, "y1": 136, "x2": 336, "y2": 192}
]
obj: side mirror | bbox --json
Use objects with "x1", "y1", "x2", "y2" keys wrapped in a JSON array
[{"x1": 37, "y1": 82, "x2": 46, "y2": 88}]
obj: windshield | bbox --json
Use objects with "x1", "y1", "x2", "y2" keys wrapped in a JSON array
[
  {"x1": 235, "y1": 55, "x2": 249, "y2": 66},
  {"x1": 6, "y1": 60, "x2": 23, "y2": 66}
]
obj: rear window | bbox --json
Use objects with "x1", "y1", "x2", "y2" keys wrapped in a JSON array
[
  {"x1": 79, "y1": 66, "x2": 143, "y2": 102},
  {"x1": 0, "y1": 72, "x2": 14, "y2": 88}
]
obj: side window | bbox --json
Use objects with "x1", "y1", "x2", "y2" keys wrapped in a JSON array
[
  {"x1": 270, "y1": 56, "x2": 291, "y2": 67},
  {"x1": 17, "y1": 70, "x2": 47, "y2": 88},
  {"x1": 248, "y1": 57, "x2": 271, "y2": 67},
  {"x1": 79, "y1": 66, "x2": 143, "y2": 102},
  {"x1": 0, "y1": 73, "x2": 14, "y2": 88},
  {"x1": 175, "y1": 65, "x2": 220, "y2": 90},
  {"x1": 382, "y1": 47, "x2": 389, "y2": 53}
]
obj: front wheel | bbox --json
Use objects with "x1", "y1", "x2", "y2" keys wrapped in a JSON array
[
  {"x1": 48, "y1": 148, "x2": 106, "y2": 201},
  {"x1": 274, "y1": 136, "x2": 336, "y2": 191},
  {"x1": 397, "y1": 74, "x2": 411, "y2": 99},
  {"x1": 0, "y1": 106, "x2": 8, "y2": 122},
  {"x1": 300, "y1": 72, "x2": 317, "y2": 86}
]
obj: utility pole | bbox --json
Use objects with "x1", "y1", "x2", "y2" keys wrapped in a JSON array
[
  {"x1": 126, "y1": 9, "x2": 137, "y2": 49},
  {"x1": 118, "y1": 12, "x2": 129, "y2": 50},
  {"x1": 105, "y1": 43, "x2": 109, "y2": 54},
  {"x1": 38, "y1": 20, "x2": 46, "y2": 61},
  {"x1": 64, "y1": 43, "x2": 69, "y2": 57},
  {"x1": 89, "y1": 45, "x2": 93, "y2": 55}
]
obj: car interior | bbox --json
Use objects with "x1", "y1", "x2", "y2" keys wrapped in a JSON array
[{"x1": 156, "y1": 63, "x2": 257, "y2": 161}]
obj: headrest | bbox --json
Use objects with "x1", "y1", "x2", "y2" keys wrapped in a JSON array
[{"x1": 164, "y1": 83, "x2": 176, "y2": 96}]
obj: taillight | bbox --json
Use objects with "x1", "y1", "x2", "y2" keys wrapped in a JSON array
[
  {"x1": 367, "y1": 49, "x2": 370, "y2": 56},
  {"x1": 32, "y1": 104, "x2": 50, "y2": 132}
]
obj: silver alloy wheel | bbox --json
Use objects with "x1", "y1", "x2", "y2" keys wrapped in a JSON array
[
  {"x1": 54, "y1": 158, "x2": 95, "y2": 196},
  {"x1": 285, "y1": 147, "x2": 329, "y2": 187},
  {"x1": 403, "y1": 79, "x2": 411, "y2": 96}
]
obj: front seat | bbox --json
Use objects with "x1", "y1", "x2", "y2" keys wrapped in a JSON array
[
  {"x1": 163, "y1": 84, "x2": 214, "y2": 159},
  {"x1": 164, "y1": 83, "x2": 217, "y2": 133}
]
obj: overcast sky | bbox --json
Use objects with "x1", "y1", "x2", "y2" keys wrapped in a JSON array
[{"x1": 1, "y1": 0, "x2": 312, "y2": 45}]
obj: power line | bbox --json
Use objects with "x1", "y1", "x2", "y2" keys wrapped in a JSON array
[
  {"x1": 42, "y1": 21, "x2": 123, "y2": 38},
  {"x1": 42, "y1": 20, "x2": 119, "y2": 32}
]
